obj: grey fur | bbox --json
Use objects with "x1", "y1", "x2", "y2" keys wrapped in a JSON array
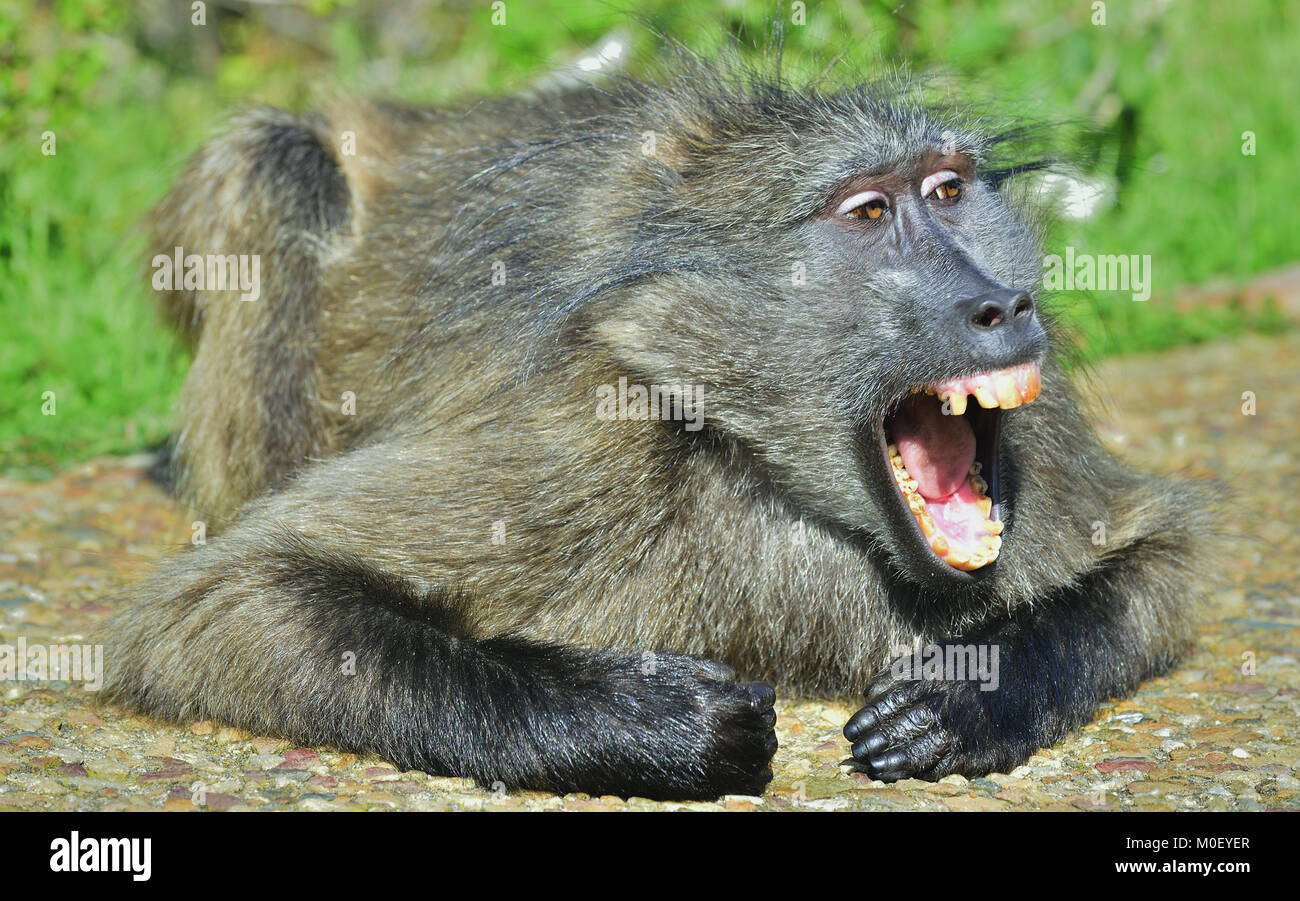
[{"x1": 102, "y1": 57, "x2": 1211, "y2": 799}]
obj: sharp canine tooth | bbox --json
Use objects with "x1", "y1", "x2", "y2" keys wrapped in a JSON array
[{"x1": 1020, "y1": 364, "x2": 1041, "y2": 402}]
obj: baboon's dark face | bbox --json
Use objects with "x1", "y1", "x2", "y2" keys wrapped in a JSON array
[
  {"x1": 800, "y1": 145, "x2": 1049, "y2": 587},
  {"x1": 592, "y1": 95, "x2": 1050, "y2": 589}
]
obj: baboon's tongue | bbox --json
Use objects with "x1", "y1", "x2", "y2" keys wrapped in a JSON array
[{"x1": 890, "y1": 394, "x2": 976, "y2": 501}]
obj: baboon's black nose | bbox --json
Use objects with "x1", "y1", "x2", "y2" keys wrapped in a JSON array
[
  {"x1": 957, "y1": 288, "x2": 1041, "y2": 358},
  {"x1": 956, "y1": 289, "x2": 1045, "y2": 356},
  {"x1": 965, "y1": 289, "x2": 1034, "y2": 330}
]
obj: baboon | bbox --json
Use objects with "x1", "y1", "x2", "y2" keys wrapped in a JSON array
[{"x1": 103, "y1": 56, "x2": 1211, "y2": 801}]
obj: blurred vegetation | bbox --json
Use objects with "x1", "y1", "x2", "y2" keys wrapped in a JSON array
[{"x1": 0, "y1": 0, "x2": 1294, "y2": 474}]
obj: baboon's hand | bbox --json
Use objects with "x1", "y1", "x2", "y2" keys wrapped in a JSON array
[
  {"x1": 646, "y1": 655, "x2": 779, "y2": 797},
  {"x1": 553, "y1": 652, "x2": 774, "y2": 795},
  {"x1": 842, "y1": 652, "x2": 1021, "y2": 782}
]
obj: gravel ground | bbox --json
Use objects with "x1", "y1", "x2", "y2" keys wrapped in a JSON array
[{"x1": 0, "y1": 333, "x2": 1296, "y2": 812}]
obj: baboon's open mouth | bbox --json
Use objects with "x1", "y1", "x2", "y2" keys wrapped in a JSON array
[{"x1": 881, "y1": 362, "x2": 1041, "y2": 572}]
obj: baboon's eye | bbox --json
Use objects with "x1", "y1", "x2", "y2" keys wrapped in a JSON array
[
  {"x1": 922, "y1": 170, "x2": 964, "y2": 202},
  {"x1": 837, "y1": 190, "x2": 890, "y2": 221}
]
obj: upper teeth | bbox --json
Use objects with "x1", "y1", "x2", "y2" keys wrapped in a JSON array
[{"x1": 931, "y1": 362, "x2": 1041, "y2": 414}]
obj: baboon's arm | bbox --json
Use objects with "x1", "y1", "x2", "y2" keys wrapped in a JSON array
[{"x1": 103, "y1": 474, "x2": 777, "y2": 801}]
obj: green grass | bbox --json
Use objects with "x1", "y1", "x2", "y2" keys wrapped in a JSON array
[{"x1": 1, "y1": 0, "x2": 1295, "y2": 474}]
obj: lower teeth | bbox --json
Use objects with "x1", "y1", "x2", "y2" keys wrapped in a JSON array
[{"x1": 886, "y1": 442, "x2": 1002, "y2": 571}]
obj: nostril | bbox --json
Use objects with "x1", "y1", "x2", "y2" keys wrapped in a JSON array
[
  {"x1": 970, "y1": 300, "x2": 1006, "y2": 330},
  {"x1": 1012, "y1": 293, "x2": 1034, "y2": 320}
]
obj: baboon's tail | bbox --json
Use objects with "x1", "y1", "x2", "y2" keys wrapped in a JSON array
[{"x1": 150, "y1": 110, "x2": 352, "y2": 526}]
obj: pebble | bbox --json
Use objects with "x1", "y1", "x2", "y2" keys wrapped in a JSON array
[{"x1": 250, "y1": 738, "x2": 288, "y2": 755}]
